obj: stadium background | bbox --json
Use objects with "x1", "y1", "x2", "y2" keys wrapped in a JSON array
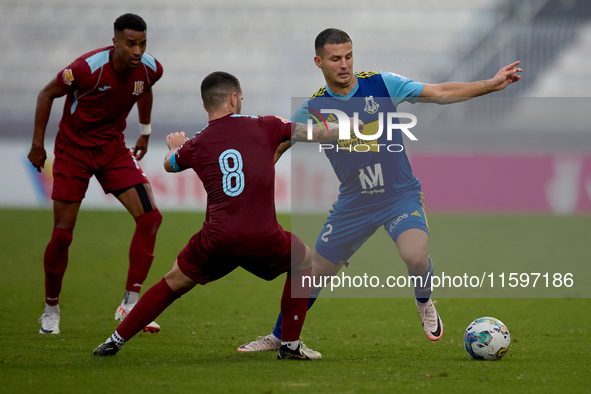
[{"x1": 1, "y1": 0, "x2": 591, "y2": 214}]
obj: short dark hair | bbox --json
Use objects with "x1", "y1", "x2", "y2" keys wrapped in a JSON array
[
  {"x1": 114, "y1": 13, "x2": 147, "y2": 34},
  {"x1": 315, "y1": 28, "x2": 352, "y2": 56},
  {"x1": 201, "y1": 72, "x2": 242, "y2": 112}
]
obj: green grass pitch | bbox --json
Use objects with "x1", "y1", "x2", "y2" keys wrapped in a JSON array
[{"x1": 0, "y1": 209, "x2": 589, "y2": 393}]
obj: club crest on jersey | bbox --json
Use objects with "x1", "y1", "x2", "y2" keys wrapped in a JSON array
[
  {"x1": 132, "y1": 81, "x2": 144, "y2": 96},
  {"x1": 364, "y1": 96, "x2": 379, "y2": 114},
  {"x1": 62, "y1": 69, "x2": 74, "y2": 86}
]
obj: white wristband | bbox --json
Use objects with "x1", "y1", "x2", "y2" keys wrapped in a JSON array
[{"x1": 139, "y1": 123, "x2": 152, "y2": 136}]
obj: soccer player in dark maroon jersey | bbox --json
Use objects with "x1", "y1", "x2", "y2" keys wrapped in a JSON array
[
  {"x1": 28, "y1": 14, "x2": 164, "y2": 335},
  {"x1": 93, "y1": 71, "x2": 361, "y2": 360}
]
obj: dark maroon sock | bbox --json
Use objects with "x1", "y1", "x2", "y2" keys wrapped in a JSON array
[
  {"x1": 44, "y1": 228, "x2": 73, "y2": 305},
  {"x1": 116, "y1": 278, "x2": 180, "y2": 341},
  {"x1": 126, "y1": 210, "x2": 162, "y2": 292},
  {"x1": 280, "y1": 267, "x2": 312, "y2": 342}
]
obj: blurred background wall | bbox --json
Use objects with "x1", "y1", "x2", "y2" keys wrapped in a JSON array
[{"x1": 1, "y1": 0, "x2": 590, "y2": 213}]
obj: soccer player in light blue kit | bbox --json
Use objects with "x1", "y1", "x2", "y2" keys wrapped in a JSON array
[{"x1": 239, "y1": 28, "x2": 522, "y2": 351}]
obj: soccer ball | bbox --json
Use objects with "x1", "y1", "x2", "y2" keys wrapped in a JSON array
[{"x1": 463, "y1": 317, "x2": 510, "y2": 360}]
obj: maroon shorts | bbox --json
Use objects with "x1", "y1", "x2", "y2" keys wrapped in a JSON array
[
  {"x1": 52, "y1": 135, "x2": 149, "y2": 201},
  {"x1": 177, "y1": 230, "x2": 307, "y2": 285}
]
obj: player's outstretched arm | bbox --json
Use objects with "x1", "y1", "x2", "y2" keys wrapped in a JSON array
[
  {"x1": 163, "y1": 132, "x2": 190, "y2": 172},
  {"x1": 134, "y1": 88, "x2": 154, "y2": 160},
  {"x1": 290, "y1": 118, "x2": 364, "y2": 143},
  {"x1": 28, "y1": 78, "x2": 69, "y2": 172},
  {"x1": 418, "y1": 61, "x2": 522, "y2": 104}
]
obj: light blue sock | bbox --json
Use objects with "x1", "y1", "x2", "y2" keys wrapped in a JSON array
[
  {"x1": 409, "y1": 257, "x2": 433, "y2": 303},
  {"x1": 272, "y1": 288, "x2": 322, "y2": 339}
]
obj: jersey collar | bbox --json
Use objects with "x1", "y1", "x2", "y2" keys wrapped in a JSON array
[{"x1": 325, "y1": 77, "x2": 359, "y2": 99}]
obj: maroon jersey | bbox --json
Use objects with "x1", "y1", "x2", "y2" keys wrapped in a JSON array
[
  {"x1": 56, "y1": 46, "x2": 163, "y2": 147},
  {"x1": 174, "y1": 114, "x2": 293, "y2": 254}
]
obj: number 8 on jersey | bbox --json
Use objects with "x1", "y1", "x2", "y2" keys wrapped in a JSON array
[{"x1": 219, "y1": 149, "x2": 245, "y2": 197}]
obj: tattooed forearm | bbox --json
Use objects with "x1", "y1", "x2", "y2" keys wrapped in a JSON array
[
  {"x1": 291, "y1": 122, "x2": 308, "y2": 142},
  {"x1": 291, "y1": 122, "x2": 339, "y2": 143}
]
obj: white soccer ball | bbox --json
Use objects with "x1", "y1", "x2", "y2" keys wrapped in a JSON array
[{"x1": 463, "y1": 317, "x2": 511, "y2": 360}]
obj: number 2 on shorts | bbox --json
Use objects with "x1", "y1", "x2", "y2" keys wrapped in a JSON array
[{"x1": 321, "y1": 224, "x2": 333, "y2": 242}]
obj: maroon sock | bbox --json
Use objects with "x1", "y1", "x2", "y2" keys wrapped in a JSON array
[
  {"x1": 126, "y1": 210, "x2": 162, "y2": 292},
  {"x1": 44, "y1": 228, "x2": 73, "y2": 306},
  {"x1": 116, "y1": 277, "x2": 180, "y2": 341},
  {"x1": 280, "y1": 267, "x2": 312, "y2": 342}
]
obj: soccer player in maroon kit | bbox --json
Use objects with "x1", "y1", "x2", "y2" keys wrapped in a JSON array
[
  {"x1": 28, "y1": 14, "x2": 163, "y2": 334},
  {"x1": 93, "y1": 71, "x2": 360, "y2": 359}
]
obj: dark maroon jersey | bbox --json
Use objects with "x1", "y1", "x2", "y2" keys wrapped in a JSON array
[
  {"x1": 174, "y1": 114, "x2": 293, "y2": 254},
  {"x1": 55, "y1": 46, "x2": 163, "y2": 147}
]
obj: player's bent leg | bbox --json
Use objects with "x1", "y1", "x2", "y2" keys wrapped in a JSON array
[
  {"x1": 249, "y1": 210, "x2": 361, "y2": 351},
  {"x1": 94, "y1": 261, "x2": 190, "y2": 356},
  {"x1": 276, "y1": 263, "x2": 322, "y2": 360},
  {"x1": 115, "y1": 183, "x2": 158, "y2": 218},
  {"x1": 290, "y1": 243, "x2": 313, "y2": 274},
  {"x1": 238, "y1": 240, "x2": 331, "y2": 353},
  {"x1": 126, "y1": 209, "x2": 162, "y2": 289},
  {"x1": 238, "y1": 243, "x2": 310, "y2": 352},
  {"x1": 312, "y1": 249, "x2": 345, "y2": 281},
  {"x1": 238, "y1": 250, "x2": 346, "y2": 353},
  {"x1": 396, "y1": 228, "x2": 429, "y2": 277},
  {"x1": 396, "y1": 229, "x2": 442, "y2": 341},
  {"x1": 39, "y1": 200, "x2": 80, "y2": 334},
  {"x1": 237, "y1": 268, "x2": 311, "y2": 352},
  {"x1": 114, "y1": 183, "x2": 163, "y2": 332}
]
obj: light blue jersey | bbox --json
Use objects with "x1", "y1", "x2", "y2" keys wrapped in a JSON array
[{"x1": 291, "y1": 71, "x2": 424, "y2": 211}]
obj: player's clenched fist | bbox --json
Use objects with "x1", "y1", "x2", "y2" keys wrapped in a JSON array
[
  {"x1": 28, "y1": 145, "x2": 47, "y2": 173},
  {"x1": 166, "y1": 131, "x2": 189, "y2": 151}
]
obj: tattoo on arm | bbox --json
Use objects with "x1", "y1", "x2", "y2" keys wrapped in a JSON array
[
  {"x1": 291, "y1": 123, "x2": 307, "y2": 142},
  {"x1": 291, "y1": 122, "x2": 339, "y2": 143}
]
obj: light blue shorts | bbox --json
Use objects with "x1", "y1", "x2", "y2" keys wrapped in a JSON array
[{"x1": 314, "y1": 191, "x2": 429, "y2": 264}]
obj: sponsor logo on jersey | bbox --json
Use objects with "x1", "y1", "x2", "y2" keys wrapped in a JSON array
[
  {"x1": 98, "y1": 86, "x2": 111, "y2": 91},
  {"x1": 308, "y1": 108, "x2": 418, "y2": 154},
  {"x1": 359, "y1": 163, "x2": 384, "y2": 190},
  {"x1": 364, "y1": 96, "x2": 379, "y2": 114},
  {"x1": 62, "y1": 69, "x2": 74, "y2": 85},
  {"x1": 133, "y1": 81, "x2": 144, "y2": 95},
  {"x1": 411, "y1": 210, "x2": 422, "y2": 217},
  {"x1": 337, "y1": 120, "x2": 380, "y2": 152}
]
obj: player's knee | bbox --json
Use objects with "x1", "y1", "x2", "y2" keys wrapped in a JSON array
[
  {"x1": 51, "y1": 228, "x2": 73, "y2": 248},
  {"x1": 312, "y1": 256, "x2": 341, "y2": 278},
  {"x1": 151, "y1": 209, "x2": 163, "y2": 229},
  {"x1": 135, "y1": 209, "x2": 162, "y2": 235},
  {"x1": 402, "y1": 250, "x2": 430, "y2": 274},
  {"x1": 292, "y1": 244, "x2": 313, "y2": 273}
]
